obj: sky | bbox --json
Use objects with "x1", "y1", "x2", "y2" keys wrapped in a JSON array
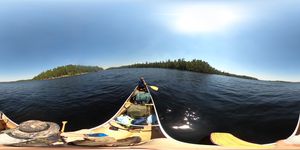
[{"x1": 0, "y1": 0, "x2": 300, "y2": 82}]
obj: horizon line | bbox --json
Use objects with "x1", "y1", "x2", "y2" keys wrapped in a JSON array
[{"x1": 0, "y1": 67, "x2": 299, "y2": 83}]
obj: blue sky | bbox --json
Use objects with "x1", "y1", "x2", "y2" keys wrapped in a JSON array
[{"x1": 0, "y1": 0, "x2": 300, "y2": 82}]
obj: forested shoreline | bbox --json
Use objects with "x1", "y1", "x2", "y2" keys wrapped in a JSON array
[
  {"x1": 33, "y1": 65, "x2": 103, "y2": 80},
  {"x1": 32, "y1": 59, "x2": 257, "y2": 81},
  {"x1": 110, "y1": 59, "x2": 257, "y2": 80}
]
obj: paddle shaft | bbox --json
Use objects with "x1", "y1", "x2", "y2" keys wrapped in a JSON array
[{"x1": 61, "y1": 121, "x2": 68, "y2": 132}]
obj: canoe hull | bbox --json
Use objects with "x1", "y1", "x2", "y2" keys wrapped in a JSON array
[{"x1": 0, "y1": 112, "x2": 18, "y2": 130}]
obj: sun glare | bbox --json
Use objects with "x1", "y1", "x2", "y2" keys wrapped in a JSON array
[{"x1": 170, "y1": 5, "x2": 240, "y2": 34}]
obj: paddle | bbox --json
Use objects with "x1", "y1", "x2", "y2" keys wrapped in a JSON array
[
  {"x1": 139, "y1": 77, "x2": 158, "y2": 91},
  {"x1": 61, "y1": 121, "x2": 68, "y2": 133},
  {"x1": 148, "y1": 85, "x2": 159, "y2": 91}
]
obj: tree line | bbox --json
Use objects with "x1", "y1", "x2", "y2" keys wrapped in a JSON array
[
  {"x1": 33, "y1": 65, "x2": 103, "y2": 80},
  {"x1": 112, "y1": 59, "x2": 257, "y2": 80}
]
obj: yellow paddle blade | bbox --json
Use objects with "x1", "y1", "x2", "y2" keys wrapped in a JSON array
[
  {"x1": 210, "y1": 132, "x2": 274, "y2": 149},
  {"x1": 149, "y1": 85, "x2": 158, "y2": 91}
]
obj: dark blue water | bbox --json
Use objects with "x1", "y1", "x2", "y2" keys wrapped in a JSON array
[{"x1": 1, "y1": 68, "x2": 300, "y2": 144}]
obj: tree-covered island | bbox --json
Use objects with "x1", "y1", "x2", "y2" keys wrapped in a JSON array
[
  {"x1": 33, "y1": 65, "x2": 103, "y2": 80},
  {"x1": 110, "y1": 59, "x2": 257, "y2": 80}
]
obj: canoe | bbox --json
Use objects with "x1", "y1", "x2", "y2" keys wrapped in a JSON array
[
  {"x1": 0, "y1": 111, "x2": 18, "y2": 131},
  {"x1": 210, "y1": 114, "x2": 300, "y2": 148},
  {"x1": 61, "y1": 79, "x2": 300, "y2": 149},
  {"x1": 2, "y1": 78, "x2": 300, "y2": 149},
  {"x1": 61, "y1": 79, "x2": 169, "y2": 145},
  {"x1": 60, "y1": 79, "x2": 221, "y2": 148}
]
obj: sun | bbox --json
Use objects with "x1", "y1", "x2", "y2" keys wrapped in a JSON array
[{"x1": 171, "y1": 5, "x2": 240, "y2": 34}]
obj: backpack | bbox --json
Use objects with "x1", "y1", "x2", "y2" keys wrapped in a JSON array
[
  {"x1": 135, "y1": 92, "x2": 151, "y2": 104},
  {"x1": 127, "y1": 104, "x2": 148, "y2": 118}
]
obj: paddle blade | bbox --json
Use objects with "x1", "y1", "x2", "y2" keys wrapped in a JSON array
[
  {"x1": 210, "y1": 132, "x2": 274, "y2": 148},
  {"x1": 149, "y1": 86, "x2": 159, "y2": 91}
]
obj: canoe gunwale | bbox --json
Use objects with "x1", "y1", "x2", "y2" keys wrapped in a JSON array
[
  {"x1": 89, "y1": 86, "x2": 139, "y2": 130},
  {"x1": 0, "y1": 111, "x2": 18, "y2": 129},
  {"x1": 210, "y1": 114, "x2": 300, "y2": 148},
  {"x1": 81, "y1": 84, "x2": 166, "y2": 132},
  {"x1": 62, "y1": 83, "x2": 162, "y2": 143},
  {"x1": 283, "y1": 114, "x2": 300, "y2": 144}
]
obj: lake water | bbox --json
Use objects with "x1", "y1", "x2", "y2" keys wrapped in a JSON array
[{"x1": 1, "y1": 68, "x2": 300, "y2": 144}]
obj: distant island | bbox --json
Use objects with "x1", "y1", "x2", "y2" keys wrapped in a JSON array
[
  {"x1": 33, "y1": 65, "x2": 103, "y2": 80},
  {"x1": 109, "y1": 59, "x2": 257, "y2": 80}
]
